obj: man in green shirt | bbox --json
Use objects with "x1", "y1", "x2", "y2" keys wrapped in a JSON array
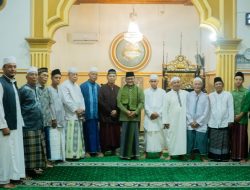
[
  {"x1": 117, "y1": 72, "x2": 144, "y2": 160},
  {"x1": 231, "y1": 71, "x2": 248, "y2": 162}
]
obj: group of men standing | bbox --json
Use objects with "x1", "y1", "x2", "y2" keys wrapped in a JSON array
[
  {"x1": 145, "y1": 73, "x2": 249, "y2": 163},
  {"x1": 0, "y1": 56, "x2": 249, "y2": 188}
]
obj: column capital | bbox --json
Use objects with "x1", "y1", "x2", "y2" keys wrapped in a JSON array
[
  {"x1": 25, "y1": 38, "x2": 55, "y2": 68},
  {"x1": 25, "y1": 38, "x2": 55, "y2": 50},
  {"x1": 213, "y1": 39, "x2": 242, "y2": 52}
]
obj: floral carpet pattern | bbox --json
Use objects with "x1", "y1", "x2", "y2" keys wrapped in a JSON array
[{"x1": 16, "y1": 156, "x2": 250, "y2": 189}]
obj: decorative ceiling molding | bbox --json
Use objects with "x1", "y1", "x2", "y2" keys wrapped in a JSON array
[{"x1": 74, "y1": 0, "x2": 192, "y2": 5}]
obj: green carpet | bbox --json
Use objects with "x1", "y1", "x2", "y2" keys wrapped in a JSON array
[
  {"x1": 32, "y1": 166, "x2": 250, "y2": 182},
  {"x1": 14, "y1": 156, "x2": 250, "y2": 189},
  {"x1": 13, "y1": 188, "x2": 250, "y2": 190}
]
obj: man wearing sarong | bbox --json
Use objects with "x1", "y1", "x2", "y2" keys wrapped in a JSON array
[
  {"x1": 61, "y1": 67, "x2": 85, "y2": 160},
  {"x1": 0, "y1": 57, "x2": 25, "y2": 188},
  {"x1": 144, "y1": 74, "x2": 166, "y2": 158},
  {"x1": 48, "y1": 69, "x2": 66, "y2": 161},
  {"x1": 37, "y1": 67, "x2": 54, "y2": 167},
  {"x1": 80, "y1": 67, "x2": 103, "y2": 157},
  {"x1": 99, "y1": 69, "x2": 121, "y2": 155},
  {"x1": 162, "y1": 76, "x2": 188, "y2": 160},
  {"x1": 231, "y1": 72, "x2": 248, "y2": 162},
  {"x1": 117, "y1": 72, "x2": 144, "y2": 160},
  {"x1": 186, "y1": 77, "x2": 209, "y2": 161},
  {"x1": 19, "y1": 67, "x2": 47, "y2": 176},
  {"x1": 208, "y1": 77, "x2": 234, "y2": 161}
]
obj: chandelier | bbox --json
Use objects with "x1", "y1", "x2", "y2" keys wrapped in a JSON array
[{"x1": 124, "y1": 8, "x2": 143, "y2": 44}]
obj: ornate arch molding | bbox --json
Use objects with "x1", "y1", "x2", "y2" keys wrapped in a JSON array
[
  {"x1": 46, "y1": 0, "x2": 77, "y2": 38},
  {"x1": 192, "y1": 0, "x2": 221, "y2": 35},
  {"x1": 33, "y1": 0, "x2": 223, "y2": 39},
  {"x1": 0, "y1": 0, "x2": 7, "y2": 11}
]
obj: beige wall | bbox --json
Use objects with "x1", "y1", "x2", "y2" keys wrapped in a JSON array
[{"x1": 51, "y1": 4, "x2": 216, "y2": 73}]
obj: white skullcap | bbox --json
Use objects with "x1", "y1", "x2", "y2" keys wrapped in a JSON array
[
  {"x1": 68, "y1": 67, "x2": 77, "y2": 74},
  {"x1": 193, "y1": 77, "x2": 203, "y2": 83},
  {"x1": 27, "y1": 67, "x2": 38, "y2": 74},
  {"x1": 3, "y1": 56, "x2": 16, "y2": 66},
  {"x1": 150, "y1": 74, "x2": 158, "y2": 80},
  {"x1": 170, "y1": 76, "x2": 181, "y2": 83},
  {"x1": 89, "y1": 66, "x2": 98, "y2": 73}
]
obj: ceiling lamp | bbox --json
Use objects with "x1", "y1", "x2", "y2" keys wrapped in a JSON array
[{"x1": 124, "y1": 8, "x2": 143, "y2": 44}]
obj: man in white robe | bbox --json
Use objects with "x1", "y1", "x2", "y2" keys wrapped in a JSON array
[
  {"x1": 61, "y1": 67, "x2": 85, "y2": 160},
  {"x1": 208, "y1": 77, "x2": 234, "y2": 161},
  {"x1": 0, "y1": 56, "x2": 25, "y2": 188},
  {"x1": 186, "y1": 77, "x2": 209, "y2": 161},
  {"x1": 144, "y1": 74, "x2": 166, "y2": 158},
  {"x1": 48, "y1": 69, "x2": 66, "y2": 161},
  {"x1": 162, "y1": 76, "x2": 188, "y2": 160}
]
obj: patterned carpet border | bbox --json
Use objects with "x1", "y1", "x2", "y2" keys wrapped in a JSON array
[
  {"x1": 21, "y1": 180, "x2": 250, "y2": 188},
  {"x1": 57, "y1": 161, "x2": 250, "y2": 167}
]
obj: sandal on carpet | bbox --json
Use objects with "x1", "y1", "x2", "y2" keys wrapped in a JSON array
[
  {"x1": 0, "y1": 183, "x2": 16, "y2": 189},
  {"x1": 97, "y1": 153, "x2": 104, "y2": 158},
  {"x1": 165, "y1": 156, "x2": 171, "y2": 160},
  {"x1": 46, "y1": 163, "x2": 54, "y2": 168},
  {"x1": 34, "y1": 169, "x2": 43, "y2": 174}
]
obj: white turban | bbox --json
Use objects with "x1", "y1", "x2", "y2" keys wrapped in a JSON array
[
  {"x1": 27, "y1": 67, "x2": 38, "y2": 74},
  {"x1": 193, "y1": 77, "x2": 203, "y2": 83},
  {"x1": 68, "y1": 67, "x2": 77, "y2": 74},
  {"x1": 170, "y1": 76, "x2": 180, "y2": 83},
  {"x1": 3, "y1": 56, "x2": 16, "y2": 66},
  {"x1": 89, "y1": 66, "x2": 98, "y2": 73},
  {"x1": 149, "y1": 74, "x2": 158, "y2": 80}
]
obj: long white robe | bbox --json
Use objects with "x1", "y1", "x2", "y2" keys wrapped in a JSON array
[
  {"x1": 61, "y1": 79, "x2": 86, "y2": 159},
  {"x1": 0, "y1": 82, "x2": 25, "y2": 184},
  {"x1": 61, "y1": 80, "x2": 85, "y2": 121},
  {"x1": 48, "y1": 86, "x2": 66, "y2": 161},
  {"x1": 162, "y1": 89, "x2": 188, "y2": 156},
  {"x1": 144, "y1": 87, "x2": 166, "y2": 152},
  {"x1": 208, "y1": 91, "x2": 234, "y2": 129}
]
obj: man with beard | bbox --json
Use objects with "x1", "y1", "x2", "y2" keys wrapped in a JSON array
[{"x1": 0, "y1": 56, "x2": 25, "y2": 188}]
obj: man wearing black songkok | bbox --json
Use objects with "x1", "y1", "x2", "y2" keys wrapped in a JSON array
[
  {"x1": 117, "y1": 72, "x2": 144, "y2": 160},
  {"x1": 208, "y1": 77, "x2": 234, "y2": 161},
  {"x1": 98, "y1": 69, "x2": 121, "y2": 155},
  {"x1": 231, "y1": 71, "x2": 249, "y2": 162}
]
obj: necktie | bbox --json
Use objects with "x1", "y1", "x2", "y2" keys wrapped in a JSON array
[{"x1": 177, "y1": 91, "x2": 182, "y2": 107}]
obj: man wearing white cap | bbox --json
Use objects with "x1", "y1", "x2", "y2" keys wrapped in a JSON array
[
  {"x1": 61, "y1": 67, "x2": 85, "y2": 160},
  {"x1": 144, "y1": 74, "x2": 166, "y2": 158},
  {"x1": 162, "y1": 76, "x2": 188, "y2": 160},
  {"x1": 0, "y1": 57, "x2": 25, "y2": 188},
  {"x1": 80, "y1": 67, "x2": 103, "y2": 157},
  {"x1": 186, "y1": 77, "x2": 209, "y2": 161},
  {"x1": 19, "y1": 66, "x2": 47, "y2": 176}
]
